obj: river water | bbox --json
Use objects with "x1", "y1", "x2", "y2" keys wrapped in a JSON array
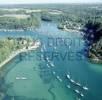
[{"x1": 0, "y1": 21, "x2": 102, "y2": 100}]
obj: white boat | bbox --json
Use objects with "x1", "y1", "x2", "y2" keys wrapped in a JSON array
[
  {"x1": 43, "y1": 44, "x2": 46, "y2": 50},
  {"x1": 21, "y1": 77, "x2": 27, "y2": 80},
  {"x1": 70, "y1": 79, "x2": 76, "y2": 83},
  {"x1": 16, "y1": 77, "x2": 20, "y2": 80},
  {"x1": 68, "y1": 45, "x2": 71, "y2": 49},
  {"x1": 75, "y1": 90, "x2": 80, "y2": 94},
  {"x1": 49, "y1": 43, "x2": 53, "y2": 46},
  {"x1": 76, "y1": 82, "x2": 81, "y2": 87},
  {"x1": 83, "y1": 86, "x2": 88, "y2": 90},
  {"x1": 46, "y1": 57, "x2": 50, "y2": 61},
  {"x1": 70, "y1": 78, "x2": 82, "y2": 87},
  {"x1": 41, "y1": 55, "x2": 45, "y2": 61},
  {"x1": 16, "y1": 77, "x2": 27, "y2": 80},
  {"x1": 41, "y1": 54, "x2": 43, "y2": 57},
  {"x1": 67, "y1": 74, "x2": 70, "y2": 79},
  {"x1": 54, "y1": 46, "x2": 57, "y2": 49},
  {"x1": 52, "y1": 71, "x2": 56, "y2": 75},
  {"x1": 80, "y1": 93, "x2": 84, "y2": 97},
  {"x1": 47, "y1": 58, "x2": 50, "y2": 62},
  {"x1": 67, "y1": 85, "x2": 71, "y2": 89},
  {"x1": 41, "y1": 48, "x2": 43, "y2": 52},
  {"x1": 56, "y1": 76, "x2": 62, "y2": 82},
  {"x1": 47, "y1": 64, "x2": 50, "y2": 68},
  {"x1": 50, "y1": 62, "x2": 54, "y2": 67}
]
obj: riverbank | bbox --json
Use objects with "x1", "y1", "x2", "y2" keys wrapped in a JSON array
[
  {"x1": 0, "y1": 40, "x2": 40, "y2": 68},
  {"x1": 89, "y1": 52, "x2": 102, "y2": 64},
  {"x1": 89, "y1": 58, "x2": 102, "y2": 64},
  {"x1": 88, "y1": 39, "x2": 102, "y2": 64}
]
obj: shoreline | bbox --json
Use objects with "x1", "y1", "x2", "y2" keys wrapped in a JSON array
[
  {"x1": 89, "y1": 56, "x2": 102, "y2": 64},
  {"x1": 0, "y1": 41, "x2": 40, "y2": 68}
]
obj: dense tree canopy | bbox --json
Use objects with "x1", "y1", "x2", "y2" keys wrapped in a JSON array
[{"x1": 83, "y1": 20, "x2": 102, "y2": 43}]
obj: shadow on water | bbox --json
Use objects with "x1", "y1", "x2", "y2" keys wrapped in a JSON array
[{"x1": 48, "y1": 83, "x2": 56, "y2": 100}]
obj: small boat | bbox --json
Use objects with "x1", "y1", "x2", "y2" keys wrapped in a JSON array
[
  {"x1": 66, "y1": 74, "x2": 71, "y2": 79},
  {"x1": 70, "y1": 79, "x2": 76, "y2": 83},
  {"x1": 49, "y1": 43, "x2": 53, "y2": 46},
  {"x1": 56, "y1": 76, "x2": 62, "y2": 82},
  {"x1": 83, "y1": 86, "x2": 88, "y2": 90},
  {"x1": 80, "y1": 93, "x2": 84, "y2": 97},
  {"x1": 46, "y1": 57, "x2": 50, "y2": 61},
  {"x1": 41, "y1": 55, "x2": 44, "y2": 59},
  {"x1": 16, "y1": 77, "x2": 27, "y2": 80},
  {"x1": 50, "y1": 62, "x2": 54, "y2": 67},
  {"x1": 52, "y1": 71, "x2": 56, "y2": 75},
  {"x1": 54, "y1": 46, "x2": 57, "y2": 49},
  {"x1": 47, "y1": 64, "x2": 50, "y2": 68},
  {"x1": 16, "y1": 77, "x2": 20, "y2": 80},
  {"x1": 41, "y1": 48, "x2": 43, "y2": 52},
  {"x1": 46, "y1": 57, "x2": 49, "y2": 60},
  {"x1": 68, "y1": 45, "x2": 71, "y2": 49},
  {"x1": 67, "y1": 85, "x2": 71, "y2": 89},
  {"x1": 21, "y1": 77, "x2": 27, "y2": 80},
  {"x1": 75, "y1": 90, "x2": 80, "y2": 94},
  {"x1": 43, "y1": 44, "x2": 46, "y2": 50},
  {"x1": 76, "y1": 82, "x2": 81, "y2": 87}
]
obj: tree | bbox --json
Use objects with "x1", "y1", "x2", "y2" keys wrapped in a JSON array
[{"x1": 83, "y1": 19, "x2": 102, "y2": 44}]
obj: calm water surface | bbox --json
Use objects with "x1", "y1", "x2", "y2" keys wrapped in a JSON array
[{"x1": 0, "y1": 21, "x2": 102, "y2": 100}]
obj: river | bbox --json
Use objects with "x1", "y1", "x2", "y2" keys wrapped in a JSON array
[{"x1": 0, "y1": 21, "x2": 102, "y2": 100}]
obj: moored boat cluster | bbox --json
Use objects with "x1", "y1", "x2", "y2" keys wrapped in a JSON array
[
  {"x1": 40, "y1": 44, "x2": 89, "y2": 100},
  {"x1": 66, "y1": 73, "x2": 89, "y2": 99}
]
